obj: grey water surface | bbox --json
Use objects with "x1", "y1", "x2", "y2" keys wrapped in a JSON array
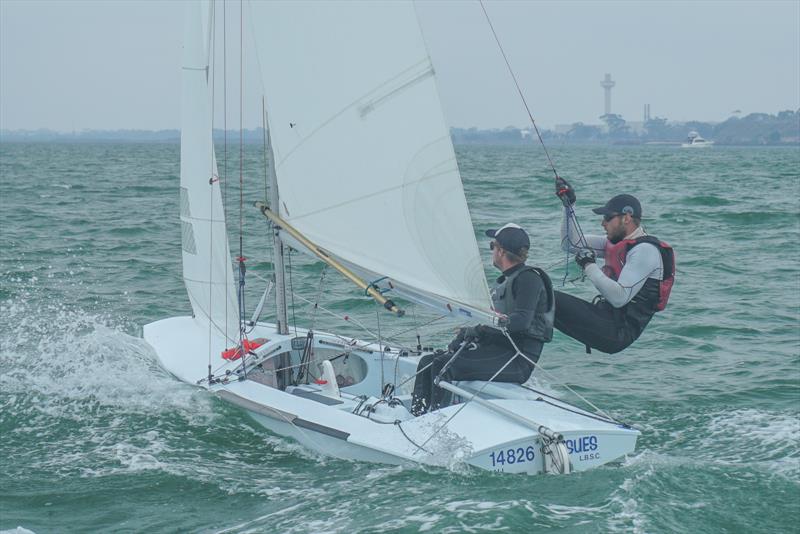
[{"x1": 1, "y1": 143, "x2": 798, "y2": 533}]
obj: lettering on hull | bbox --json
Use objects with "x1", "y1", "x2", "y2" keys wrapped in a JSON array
[
  {"x1": 486, "y1": 444, "x2": 537, "y2": 472},
  {"x1": 565, "y1": 435, "x2": 600, "y2": 462}
]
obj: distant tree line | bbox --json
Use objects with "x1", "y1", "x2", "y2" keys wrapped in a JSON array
[
  {"x1": 2, "y1": 110, "x2": 798, "y2": 145},
  {"x1": 451, "y1": 109, "x2": 799, "y2": 146},
  {"x1": 0, "y1": 128, "x2": 268, "y2": 143}
]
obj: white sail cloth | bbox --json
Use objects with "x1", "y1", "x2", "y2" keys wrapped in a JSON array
[
  {"x1": 250, "y1": 1, "x2": 493, "y2": 319},
  {"x1": 180, "y1": 2, "x2": 239, "y2": 342}
]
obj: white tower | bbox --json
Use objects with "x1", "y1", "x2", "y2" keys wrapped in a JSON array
[{"x1": 600, "y1": 73, "x2": 615, "y2": 116}]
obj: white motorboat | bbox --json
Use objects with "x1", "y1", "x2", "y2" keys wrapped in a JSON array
[
  {"x1": 682, "y1": 130, "x2": 715, "y2": 147},
  {"x1": 144, "y1": 1, "x2": 639, "y2": 475}
]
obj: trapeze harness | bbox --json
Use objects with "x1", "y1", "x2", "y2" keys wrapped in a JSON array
[{"x1": 599, "y1": 235, "x2": 675, "y2": 340}]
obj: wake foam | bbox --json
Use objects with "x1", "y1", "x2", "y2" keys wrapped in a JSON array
[
  {"x1": 0, "y1": 294, "x2": 212, "y2": 421},
  {"x1": 699, "y1": 408, "x2": 800, "y2": 478},
  {"x1": 0, "y1": 289, "x2": 239, "y2": 482}
]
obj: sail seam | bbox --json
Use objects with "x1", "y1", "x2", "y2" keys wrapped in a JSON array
[
  {"x1": 180, "y1": 215, "x2": 228, "y2": 223},
  {"x1": 283, "y1": 140, "x2": 454, "y2": 222},
  {"x1": 184, "y1": 277, "x2": 237, "y2": 285},
  {"x1": 358, "y1": 65, "x2": 434, "y2": 119},
  {"x1": 274, "y1": 57, "x2": 433, "y2": 170}
]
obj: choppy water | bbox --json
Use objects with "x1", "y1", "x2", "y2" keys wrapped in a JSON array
[{"x1": 1, "y1": 142, "x2": 798, "y2": 533}]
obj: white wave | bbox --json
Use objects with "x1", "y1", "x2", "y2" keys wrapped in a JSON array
[
  {"x1": 400, "y1": 412, "x2": 475, "y2": 473},
  {"x1": 214, "y1": 502, "x2": 306, "y2": 534},
  {"x1": 0, "y1": 295, "x2": 215, "y2": 422},
  {"x1": 604, "y1": 463, "x2": 653, "y2": 534},
  {"x1": 260, "y1": 433, "x2": 329, "y2": 464},
  {"x1": 640, "y1": 408, "x2": 800, "y2": 480},
  {"x1": 0, "y1": 292, "x2": 273, "y2": 490},
  {"x1": 370, "y1": 512, "x2": 445, "y2": 533},
  {"x1": 704, "y1": 408, "x2": 800, "y2": 449},
  {"x1": 363, "y1": 464, "x2": 405, "y2": 481},
  {"x1": 698, "y1": 408, "x2": 800, "y2": 478}
]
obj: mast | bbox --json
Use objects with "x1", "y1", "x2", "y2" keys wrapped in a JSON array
[{"x1": 265, "y1": 123, "x2": 289, "y2": 335}]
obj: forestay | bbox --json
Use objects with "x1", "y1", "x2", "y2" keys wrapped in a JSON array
[
  {"x1": 249, "y1": 1, "x2": 493, "y2": 321},
  {"x1": 180, "y1": 1, "x2": 239, "y2": 342}
]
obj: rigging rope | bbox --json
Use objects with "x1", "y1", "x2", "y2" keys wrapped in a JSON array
[
  {"x1": 287, "y1": 249, "x2": 298, "y2": 337},
  {"x1": 376, "y1": 301, "x2": 385, "y2": 396},
  {"x1": 248, "y1": 266, "x2": 447, "y2": 356},
  {"x1": 234, "y1": 0, "x2": 249, "y2": 377},
  {"x1": 261, "y1": 96, "x2": 270, "y2": 213},
  {"x1": 384, "y1": 315, "x2": 448, "y2": 347},
  {"x1": 222, "y1": 0, "x2": 231, "y2": 337},
  {"x1": 310, "y1": 266, "x2": 327, "y2": 330},
  {"x1": 281, "y1": 286, "x2": 378, "y2": 340},
  {"x1": 478, "y1": 0, "x2": 558, "y2": 182},
  {"x1": 478, "y1": 0, "x2": 591, "y2": 279},
  {"x1": 411, "y1": 305, "x2": 423, "y2": 352},
  {"x1": 499, "y1": 330, "x2": 618, "y2": 421},
  {"x1": 207, "y1": 1, "x2": 218, "y2": 385},
  {"x1": 238, "y1": 0, "x2": 244, "y2": 267}
]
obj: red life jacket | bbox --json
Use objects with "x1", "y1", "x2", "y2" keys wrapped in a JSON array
[
  {"x1": 601, "y1": 236, "x2": 675, "y2": 311},
  {"x1": 221, "y1": 337, "x2": 268, "y2": 360}
]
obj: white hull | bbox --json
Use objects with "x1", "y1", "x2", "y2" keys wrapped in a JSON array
[
  {"x1": 682, "y1": 132, "x2": 714, "y2": 147},
  {"x1": 144, "y1": 316, "x2": 639, "y2": 475},
  {"x1": 681, "y1": 141, "x2": 715, "y2": 148}
]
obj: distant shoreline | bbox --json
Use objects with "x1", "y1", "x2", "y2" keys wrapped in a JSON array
[
  {"x1": 2, "y1": 139, "x2": 797, "y2": 148},
  {"x1": 2, "y1": 109, "x2": 798, "y2": 146}
]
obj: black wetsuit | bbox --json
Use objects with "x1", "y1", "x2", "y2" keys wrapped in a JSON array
[
  {"x1": 554, "y1": 289, "x2": 656, "y2": 354},
  {"x1": 411, "y1": 263, "x2": 551, "y2": 415}
]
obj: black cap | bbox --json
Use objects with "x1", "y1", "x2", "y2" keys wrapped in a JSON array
[
  {"x1": 592, "y1": 194, "x2": 642, "y2": 218},
  {"x1": 485, "y1": 223, "x2": 530, "y2": 255}
]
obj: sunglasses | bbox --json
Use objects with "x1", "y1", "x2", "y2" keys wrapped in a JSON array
[
  {"x1": 489, "y1": 241, "x2": 500, "y2": 251},
  {"x1": 603, "y1": 213, "x2": 624, "y2": 222}
]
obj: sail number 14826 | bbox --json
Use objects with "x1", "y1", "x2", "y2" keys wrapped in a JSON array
[{"x1": 489, "y1": 446, "x2": 536, "y2": 466}]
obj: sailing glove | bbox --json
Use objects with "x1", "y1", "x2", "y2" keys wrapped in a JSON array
[
  {"x1": 575, "y1": 248, "x2": 596, "y2": 269},
  {"x1": 555, "y1": 177, "x2": 576, "y2": 205},
  {"x1": 462, "y1": 326, "x2": 481, "y2": 341},
  {"x1": 447, "y1": 329, "x2": 465, "y2": 352},
  {"x1": 448, "y1": 326, "x2": 481, "y2": 352}
]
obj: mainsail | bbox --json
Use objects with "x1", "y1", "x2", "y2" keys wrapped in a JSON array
[
  {"x1": 180, "y1": 2, "x2": 239, "y2": 341},
  {"x1": 250, "y1": 1, "x2": 493, "y2": 320}
]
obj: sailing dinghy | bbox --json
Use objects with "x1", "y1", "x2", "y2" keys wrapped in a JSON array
[{"x1": 144, "y1": 1, "x2": 638, "y2": 475}]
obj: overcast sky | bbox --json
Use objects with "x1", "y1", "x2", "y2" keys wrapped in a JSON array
[{"x1": 1, "y1": 0, "x2": 798, "y2": 132}]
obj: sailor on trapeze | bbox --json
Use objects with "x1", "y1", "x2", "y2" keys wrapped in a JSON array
[{"x1": 553, "y1": 178, "x2": 675, "y2": 354}]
